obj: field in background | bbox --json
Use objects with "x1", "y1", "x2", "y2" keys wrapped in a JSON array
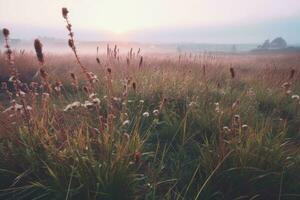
[{"x1": 0, "y1": 47, "x2": 300, "y2": 199}]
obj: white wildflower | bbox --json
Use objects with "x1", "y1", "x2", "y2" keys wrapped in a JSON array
[
  {"x1": 153, "y1": 109, "x2": 159, "y2": 116},
  {"x1": 89, "y1": 93, "x2": 97, "y2": 99},
  {"x1": 242, "y1": 124, "x2": 248, "y2": 129},
  {"x1": 142, "y1": 112, "x2": 150, "y2": 117},
  {"x1": 8, "y1": 76, "x2": 15, "y2": 82},
  {"x1": 214, "y1": 102, "x2": 220, "y2": 113},
  {"x1": 122, "y1": 120, "x2": 130, "y2": 126},
  {"x1": 92, "y1": 98, "x2": 101, "y2": 105},
  {"x1": 63, "y1": 101, "x2": 81, "y2": 111},
  {"x1": 82, "y1": 101, "x2": 94, "y2": 109},
  {"x1": 291, "y1": 95, "x2": 299, "y2": 100}
]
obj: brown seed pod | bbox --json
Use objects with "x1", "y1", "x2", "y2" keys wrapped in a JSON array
[
  {"x1": 34, "y1": 39, "x2": 44, "y2": 64},
  {"x1": 289, "y1": 68, "x2": 295, "y2": 80},
  {"x1": 139, "y1": 56, "x2": 143, "y2": 68},
  {"x1": 132, "y1": 82, "x2": 136, "y2": 91},
  {"x1": 2, "y1": 28, "x2": 9, "y2": 37},
  {"x1": 68, "y1": 39, "x2": 74, "y2": 49},
  {"x1": 230, "y1": 67, "x2": 235, "y2": 79},
  {"x1": 62, "y1": 7, "x2": 69, "y2": 19},
  {"x1": 70, "y1": 73, "x2": 76, "y2": 81}
]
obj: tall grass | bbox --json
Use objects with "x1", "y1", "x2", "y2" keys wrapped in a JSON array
[{"x1": 0, "y1": 7, "x2": 300, "y2": 200}]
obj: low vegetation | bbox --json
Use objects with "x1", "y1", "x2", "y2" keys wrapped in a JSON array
[{"x1": 0, "y1": 8, "x2": 299, "y2": 200}]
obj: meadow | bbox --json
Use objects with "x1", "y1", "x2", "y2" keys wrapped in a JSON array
[{"x1": 0, "y1": 8, "x2": 300, "y2": 200}]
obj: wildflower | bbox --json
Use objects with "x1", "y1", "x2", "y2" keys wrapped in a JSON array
[
  {"x1": 26, "y1": 106, "x2": 33, "y2": 111},
  {"x1": 153, "y1": 109, "x2": 159, "y2": 116},
  {"x1": 142, "y1": 112, "x2": 150, "y2": 117},
  {"x1": 63, "y1": 101, "x2": 81, "y2": 111},
  {"x1": 189, "y1": 101, "x2": 197, "y2": 107},
  {"x1": 292, "y1": 95, "x2": 300, "y2": 100},
  {"x1": 232, "y1": 100, "x2": 240, "y2": 110},
  {"x1": 42, "y1": 93, "x2": 50, "y2": 99},
  {"x1": 223, "y1": 126, "x2": 229, "y2": 131},
  {"x1": 282, "y1": 82, "x2": 291, "y2": 89},
  {"x1": 223, "y1": 126, "x2": 230, "y2": 133},
  {"x1": 15, "y1": 103, "x2": 23, "y2": 111},
  {"x1": 242, "y1": 124, "x2": 248, "y2": 130},
  {"x1": 92, "y1": 98, "x2": 101, "y2": 105},
  {"x1": 89, "y1": 93, "x2": 97, "y2": 99},
  {"x1": 234, "y1": 114, "x2": 240, "y2": 120},
  {"x1": 82, "y1": 101, "x2": 93, "y2": 109},
  {"x1": 87, "y1": 72, "x2": 99, "y2": 83},
  {"x1": 286, "y1": 90, "x2": 292, "y2": 95},
  {"x1": 122, "y1": 120, "x2": 130, "y2": 126},
  {"x1": 19, "y1": 90, "x2": 26, "y2": 97},
  {"x1": 54, "y1": 86, "x2": 61, "y2": 92},
  {"x1": 113, "y1": 97, "x2": 121, "y2": 102},
  {"x1": 139, "y1": 100, "x2": 144, "y2": 104},
  {"x1": 214, "y1": 102, "x2": 220, "y2": 113}
]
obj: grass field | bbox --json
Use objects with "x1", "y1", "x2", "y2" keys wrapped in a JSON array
[{"x1": 0, "y1": 8, "x2": 300, "y2": 200}]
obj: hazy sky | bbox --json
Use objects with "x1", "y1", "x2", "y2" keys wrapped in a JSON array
[{"x1": 1, "y1": 0, "x2": 300, "y2": 43}]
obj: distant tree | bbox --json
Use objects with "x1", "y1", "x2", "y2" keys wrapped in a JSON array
[
  {"x1": 261, "y1": 39, "x2": 270, "y2": 49},
  {"x1": 270, "y1": 37, "x2": 287, "y2": 49}
]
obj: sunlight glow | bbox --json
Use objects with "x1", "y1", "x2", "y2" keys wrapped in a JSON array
[{"x1": 1, "y1": 0, "x2": 300, "y2": 35}]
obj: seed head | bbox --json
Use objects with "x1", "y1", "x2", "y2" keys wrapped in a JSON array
[
  {"x1": 289, "y1": 68, "x2": 295, "y2": 80},
  {"x1": 68, "y1": 39, "x2": 74, "y2": 49},
  {"x1": 139, "y1": 56, "x2": 143, "y2": 68},
  {"x1": 62, "y1": 7, "x2": 69, "y2": 19},
  {"x1": 34, "y1": 39, "x2": 44, "y2": 64},
  {"x1": 132, "y1": 82, "x2": 136, "y2": 91},
  {"x1": 2, "y1": 28, "x2": 9, "y2": 38},
  {"x1": 70, "y1": 73, "x2": 76, "y2": 81},
  {"x1": 230, "y1": 67, "x2": 235, "y2": 79}
]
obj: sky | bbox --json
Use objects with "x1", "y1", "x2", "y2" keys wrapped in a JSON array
[{"x1": 1, "y1": 0, "x2": 300, "y2": 44}]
